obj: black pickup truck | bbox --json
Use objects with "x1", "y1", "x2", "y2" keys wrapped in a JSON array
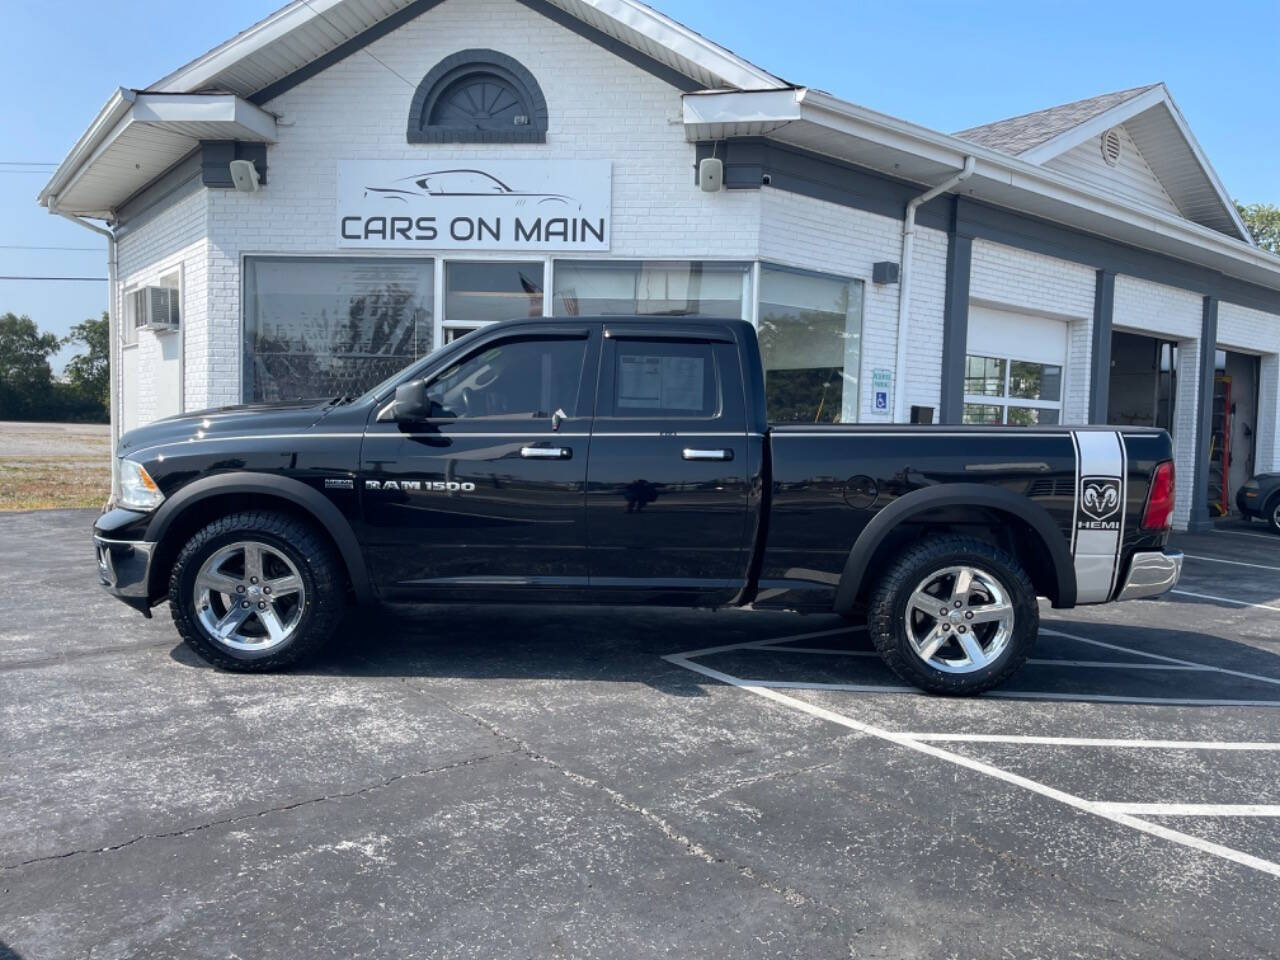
[{"x1": 95, "y1": 317, "x2": 1182, "y2": 694}]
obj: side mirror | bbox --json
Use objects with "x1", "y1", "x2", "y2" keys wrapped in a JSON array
[{"x1": 393, "y1": 380, "x2": 430, "y2": 421}]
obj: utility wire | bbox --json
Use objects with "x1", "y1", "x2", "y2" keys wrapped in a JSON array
[
  {"x1": 0, "y1": 244, "x2": 102, "y2": 251},
  {"x1": 0, "y1": 161, "x2": 57, "y2": 167},
  {"x1": 0, "y1": 275, "x2": 107, "y2": 282}
]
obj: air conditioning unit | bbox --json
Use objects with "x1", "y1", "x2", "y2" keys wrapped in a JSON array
[{"x1": 131, "y1": 285, "x2": 180, "y2": 331}]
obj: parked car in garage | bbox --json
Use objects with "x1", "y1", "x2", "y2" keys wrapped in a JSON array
[
  {"x1": 1237, "y1": 474, "x2": 1280, "y2": 533},
  {"x1": 93, "y1": 317, "x2": 1183, "y2": 696}
]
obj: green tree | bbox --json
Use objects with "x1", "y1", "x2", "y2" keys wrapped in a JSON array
[
  {"x1": 0, "y1": 312, "x2": 60, "y2": 419},
  {"x1": 62, "y1": 311, "x2": 110, "y2": 409},
  {"x1": 1235, "y1": 201, "x2": 1280, "y2": 254}
]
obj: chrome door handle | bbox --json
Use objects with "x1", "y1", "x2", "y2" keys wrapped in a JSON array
[
  {"x1": 682, "y1": 448, "x2": 733, "y2": 461},
  {"x1": 521, "y1": 445, "x2": 571, "y2": 459}
]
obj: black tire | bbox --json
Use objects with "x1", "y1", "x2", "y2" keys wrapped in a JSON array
[
  {"x1": 1267, "y1": 495, "x2": 1280, "y2": 535},
  {"x1": 868, "y1": 536, "x2": 1038, "y2": 695},
  {"x1": 168, "y1": 510, "x2": 344, "y2": 671}
]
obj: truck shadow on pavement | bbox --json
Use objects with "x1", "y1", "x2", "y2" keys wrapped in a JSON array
[{"x1": 165, "y1": 602, "x2": 1280, "y2": 707}]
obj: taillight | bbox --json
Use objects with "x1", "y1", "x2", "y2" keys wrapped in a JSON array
[{"x1": 1141, "y1": 460, "x2": 1175, "y2": 531}]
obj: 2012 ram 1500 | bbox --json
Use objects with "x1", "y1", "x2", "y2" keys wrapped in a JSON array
[{"x1": 94, "y1": 317, "x2": 1182, "y2": 694}]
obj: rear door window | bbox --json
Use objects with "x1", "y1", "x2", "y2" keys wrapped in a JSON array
[{"x1": 610, "y1": 341, "x2": 721, "y2": 419}]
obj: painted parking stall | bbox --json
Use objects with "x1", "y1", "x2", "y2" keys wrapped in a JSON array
[
  {"x1": 667, "y1": 618, "x2": 1280, "y2": 878},
  {"x1": 665, "y1": 534, "x2": 1280, "y2": 880}
]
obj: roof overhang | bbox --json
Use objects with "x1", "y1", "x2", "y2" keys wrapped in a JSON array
[
  {"x1": 684, "y1": 88, "x2": 1280, "y2": 294},
  {"x1": 39, "y1": 90, "x2": 278, "y2": 219},
  {"x1": 147, "y1": 0, "x2": 784, "y2": 100}
]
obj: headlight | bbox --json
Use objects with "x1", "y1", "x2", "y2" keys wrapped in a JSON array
[{"x1": 116, "y1": 458, "x2": 165, "y2": 511}]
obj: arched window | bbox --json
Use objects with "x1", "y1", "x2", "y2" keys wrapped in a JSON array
[{"x1": 407, "y1": 49, "x2": 548, "y2": 144}]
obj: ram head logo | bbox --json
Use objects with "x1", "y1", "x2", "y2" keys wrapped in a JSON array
[{"x1": 1081, "y1": 477, "x2": 1121, "y2": 522}]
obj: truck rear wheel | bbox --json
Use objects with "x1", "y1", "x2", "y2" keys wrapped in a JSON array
[
  {"x1": 867, "y1": 536, "x2": 1038, "y2": 695},
  {"x1": 168, "y1": 511, "x2": 344, "y2": 671}
]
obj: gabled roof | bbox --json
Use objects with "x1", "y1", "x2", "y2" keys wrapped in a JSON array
[
  {"x1": 40, "y1": 0, "x2": 787, "y2": 217},
  {"x1": 147, "y1": 0, "x2": 786, "y2": 99},
  {"x1": 953, "y1": 84, "x2": 1158, "y2": 156},
  {"x1": 954, "y1": 84, "x2": 1249, "y2": 242}
]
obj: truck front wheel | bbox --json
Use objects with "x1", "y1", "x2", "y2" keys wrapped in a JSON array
[
  {"x1": 168, "y1": 511, "x2": 345, "y2": 671},
  {"x1": 867, "y1": 536, "x2": 1038, "y2": 695}
]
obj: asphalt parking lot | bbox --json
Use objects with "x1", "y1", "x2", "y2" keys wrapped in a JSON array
[{"x1": 2, "y1": 510, "x2": 1278, "y2": 959}]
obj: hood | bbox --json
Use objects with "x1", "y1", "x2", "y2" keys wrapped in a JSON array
[{"x1": 116, "y1": 398, "x2": 340, "y2": 458}]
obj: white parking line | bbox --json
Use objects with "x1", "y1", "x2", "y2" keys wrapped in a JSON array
[
  {"x1": 1041, "y1": 628, "x2": 1280, "y2": 689},
  {"x1": 1184, "y1": 553, "x2": 1280, "y2": 572},
  {"x1": 664, "y1": 651, "x2": 1280, "y2": 878},
  {"x1": 1093, "y1": 803, "x2": 1280, "y2": 817},
  {"x1": 1172, "y1": 589, "x2": 1280, "y2": 613},
  {"x1": 899, "y1": 733, "x2": 1280, "y2": 751},
  {"x1": 1202, "y1": 528, "x2": 1279, "y2": 543},
  {"x1": 687, "y1": 629, "x2": 1280, "y2": 706},
  {"x1": 736, "y1": 677, "x2": 1280, "y2": 709},
  {"x1": 755, "y1": 645, "x2": 1212, "y2": 671}
]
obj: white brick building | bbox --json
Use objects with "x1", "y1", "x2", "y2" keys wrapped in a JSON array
[{"x1": 38, "y1": 0, "x2": 1280, "y2": 530}]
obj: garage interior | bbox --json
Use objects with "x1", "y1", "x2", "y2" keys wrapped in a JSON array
[{"x1": 1108, "y1": 330, "x2": 1261, "y2": 516}]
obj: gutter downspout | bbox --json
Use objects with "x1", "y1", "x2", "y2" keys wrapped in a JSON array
[
  {"x1": 48, "y1": 201, "x2": 119, "y2": 456},
  {"x1": 892, "y1": 155, "x2": 975, "y2": 422}
]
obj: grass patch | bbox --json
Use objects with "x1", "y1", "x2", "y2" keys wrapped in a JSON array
[{"x1": 0, "y1": 458, "x2": 110, "y2": 511}]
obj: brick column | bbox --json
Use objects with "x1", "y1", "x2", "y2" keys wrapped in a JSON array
[
  {"x1": 1089, "y1": 269, "x2": 1114, "y2": 423},
  {"x1": 939, "y1": 199, "x2": 972, "y2": 424},
  {"x1": 1188, "y1": 295, "x2": 1218, "y2": 532}
]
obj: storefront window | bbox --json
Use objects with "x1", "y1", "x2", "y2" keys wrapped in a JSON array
[
  {"x1": 962, "y1": 354, "x2": 1062, "y2": 425},
  {"x1": 757, "y1": 265, "x2": 864, "y2": 423},
  {"x1": 243, "y1": 257, "x2": 433, "y2": 402},
  {"x1": 551, "y1": 260, "x2": 750, "y2": 318},
  {"x1": 443, "y1": 261, "x2": 544, "y2": 342}
]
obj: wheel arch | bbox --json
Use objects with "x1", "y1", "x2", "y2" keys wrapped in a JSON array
[
  {"x1": 1265, "y1": 486, "x2": 1280, "y2": 523},
  {"x1": 834, "y1": 484, "x2": 1076, "y2": 617},
  {"x1": 145, "y1": 474, "x2": 373, "y2": 604}
]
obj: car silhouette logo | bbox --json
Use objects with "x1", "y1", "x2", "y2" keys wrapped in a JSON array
[{"x1": 363, "y1": 168, "x2": 580, "y2": 209}]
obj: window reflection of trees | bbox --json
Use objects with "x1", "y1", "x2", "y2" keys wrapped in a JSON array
[
  {"x1": 248, "y1": 283, "x2": 430, "y2": 402},
  {"x1": 759, "y1": 304, "x2": 853, "y2": 424}
]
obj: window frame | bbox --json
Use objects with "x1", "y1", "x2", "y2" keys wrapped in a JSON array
[
  {"x1": 962, "y1": 352, "x2": 1064, "y2": 426},
  {"x1": 240, "y1": 254, "x2": 437, "y2": 404},
  {"x1": 598, "y1": 337, "x2": 726, "y2": 422},
  {"x1": 550, "y1": 258, "x2": 754, "y2": 322},
  {"x1": 407, "y1": 49, "x2": 548, "y2": 144},
  {"x1": 756, "y1": 261, "x2": 866, "y2": 425}
]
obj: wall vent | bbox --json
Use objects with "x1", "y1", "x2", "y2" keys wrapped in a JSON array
[{"x1": 1100, "y1": 128, "x2": 1123, "y2": 167}]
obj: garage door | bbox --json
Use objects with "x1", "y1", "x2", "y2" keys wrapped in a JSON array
[{"x1": 964, "y1": 304, "x2": 1067, "y2": 426}]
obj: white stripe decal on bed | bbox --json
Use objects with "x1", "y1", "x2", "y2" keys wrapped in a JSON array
[{"x1": 1072, "y1": 431, "x2": 1126, "y2": 604}]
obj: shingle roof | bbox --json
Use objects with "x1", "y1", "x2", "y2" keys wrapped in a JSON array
[{"x1": 953, "y1": 84, "x2": 1160, "y2": 156}]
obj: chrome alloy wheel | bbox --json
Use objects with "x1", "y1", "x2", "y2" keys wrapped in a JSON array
[
  {"x1": 904, "y1": 565, "x2": 1015, "y2": 674},
  {"x1": 193, "y1": 541, "x2": 306, "y2": 652}
]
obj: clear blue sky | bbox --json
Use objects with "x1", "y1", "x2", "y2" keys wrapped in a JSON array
[{"x1": 3, "y1": 0, "x2": 1276, "y2": 370}]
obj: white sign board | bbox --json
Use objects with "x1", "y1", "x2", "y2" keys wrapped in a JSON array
[
  {"x1": 871, "y1": 367, "x2": 893, "y2": 414},
  {"x1": 337, "y1": 159, "x2": 611, "y2": 251}
]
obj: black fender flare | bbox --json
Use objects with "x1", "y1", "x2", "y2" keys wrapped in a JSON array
[
  {"x1": 145, "y1": 473, "x2": 373, "y2": 603},
  {"x1": 833, "y1": 483, "x2": 1076, "y2": 616}
]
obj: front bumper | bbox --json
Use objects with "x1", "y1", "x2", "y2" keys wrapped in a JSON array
[
  {"x1": 1236, "y1": 486, "x2": 1261, "y2": 518},
  {"x1": 94, "y1": 535, "x2": 156, "y2": 617},
  {"x1": 1116, "y1": 550, "x2": 1183, "y2": 601}
]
